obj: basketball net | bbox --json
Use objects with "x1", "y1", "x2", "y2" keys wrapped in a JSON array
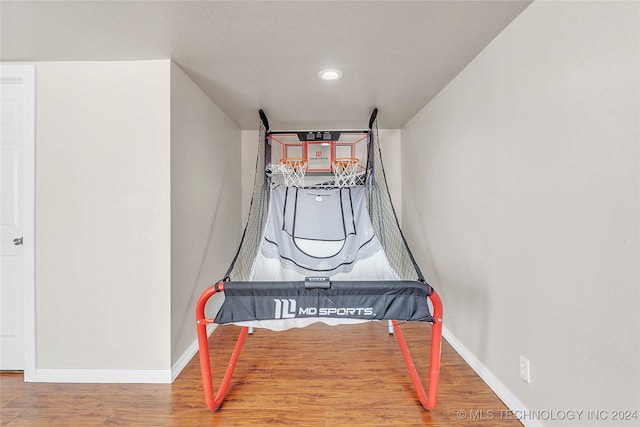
[
  {"x1": 332, "y1": 158, "x2": 360, "y2": 187},
  {"x1": 280, "y1": 158, "x2": 307, "y2": 187}
]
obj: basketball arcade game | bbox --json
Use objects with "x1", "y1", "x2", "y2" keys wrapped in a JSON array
[{"x1": 195, "y1": 109, "x2": 443, "y2": 411}]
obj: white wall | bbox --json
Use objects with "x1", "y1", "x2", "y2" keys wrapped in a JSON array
[
  {"x1": 402, "y1": 1, "x2": 639, "y2": 423},
  {"x1": 34, "y1": 60, "x2": 242, "y2": 381},
  {"x1": 170, "y1": 63, "x2": 241, "y2": 368},
  {"x1": 35, "y1": 61, "x2": 172, "y2": 371}
]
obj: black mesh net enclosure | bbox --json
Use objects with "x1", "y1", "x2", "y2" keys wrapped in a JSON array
[
  {"x1": 223, "y1": 118, "x2": 270, "y2": 282},
  {"x1": 367, "y1": 123, "x2": 424, "y2": 282},
  {"x1": 223, "y1": 109, "x2": 425, "y2": 284}
]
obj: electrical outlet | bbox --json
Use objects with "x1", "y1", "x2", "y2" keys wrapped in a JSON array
[{"x1": 520, "y1": 355, "x2": 531, "y2": 383}]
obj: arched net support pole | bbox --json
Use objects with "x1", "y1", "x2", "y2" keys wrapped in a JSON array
[
  {"x1": 392, "y1": 289, "x2": 443, "y2": 411},
  {"x1": 195, "y1": 282, "x2": 249, "y2": 411},
  {"x1": 368, "y1": 107, "x2": 378, "y2": 130}
]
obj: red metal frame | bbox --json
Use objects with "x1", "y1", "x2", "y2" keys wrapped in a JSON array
[
  {"x1": 271, "y1": 133, "x2": 368, "y2": 174},
  {"x1": 392, "y1": 289, "x2": 443, "y2": 410},
  {"x1": 195, "y1": 281, "x2": 443, "y2": 411}
]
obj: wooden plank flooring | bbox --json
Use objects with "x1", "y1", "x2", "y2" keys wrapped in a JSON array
[{"x1": 1, "y1": 322, "x2": 522, "y2": 426}]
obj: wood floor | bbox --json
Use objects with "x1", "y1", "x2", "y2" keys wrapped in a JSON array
[{"x1": 1, "y1": 322, "x2": 522, "y2": 426}]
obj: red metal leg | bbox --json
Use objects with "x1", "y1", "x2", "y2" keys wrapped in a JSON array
[
  {"x1": 393, "y1": 289, "x2": 443, "y2": 410},
  {"x1": 195, "y1": 282, "x2": 249, "y2": 411}
]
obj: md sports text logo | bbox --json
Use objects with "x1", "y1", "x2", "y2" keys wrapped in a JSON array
[{"x1": 273, "y1": 299, "x2": 373, "y2": 319}]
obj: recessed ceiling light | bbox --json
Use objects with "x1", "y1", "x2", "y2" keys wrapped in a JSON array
[{"x1": 318, "y1": 69, "x2": 343, "y2": 81}]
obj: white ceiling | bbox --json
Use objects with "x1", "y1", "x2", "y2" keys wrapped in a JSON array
[{"x1": 1, "y1": 1, "x2": 531, "y2": 130}]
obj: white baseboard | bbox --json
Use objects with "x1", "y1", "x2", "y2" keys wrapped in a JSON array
[
  {"x1": 171, "y1": 323, "x2": 217, "y2": 382},
  {"x1": 32, "y1": 368, "x2": 172, "y2": 383},
  {"x1": 442, "y1": 326, "x2": 543, "y2": 427},
  {"x1": 30, "y1": 324, "x2": 218, "y2": 384}
]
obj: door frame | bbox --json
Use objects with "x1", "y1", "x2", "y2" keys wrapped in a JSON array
[{"x1": 1, "y1": 64, "x2": 36, "y2": 380}]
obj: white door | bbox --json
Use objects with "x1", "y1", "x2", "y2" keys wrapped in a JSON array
[{"x1": 1, "y1": 65, "x2": 35, "y2": 371}]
